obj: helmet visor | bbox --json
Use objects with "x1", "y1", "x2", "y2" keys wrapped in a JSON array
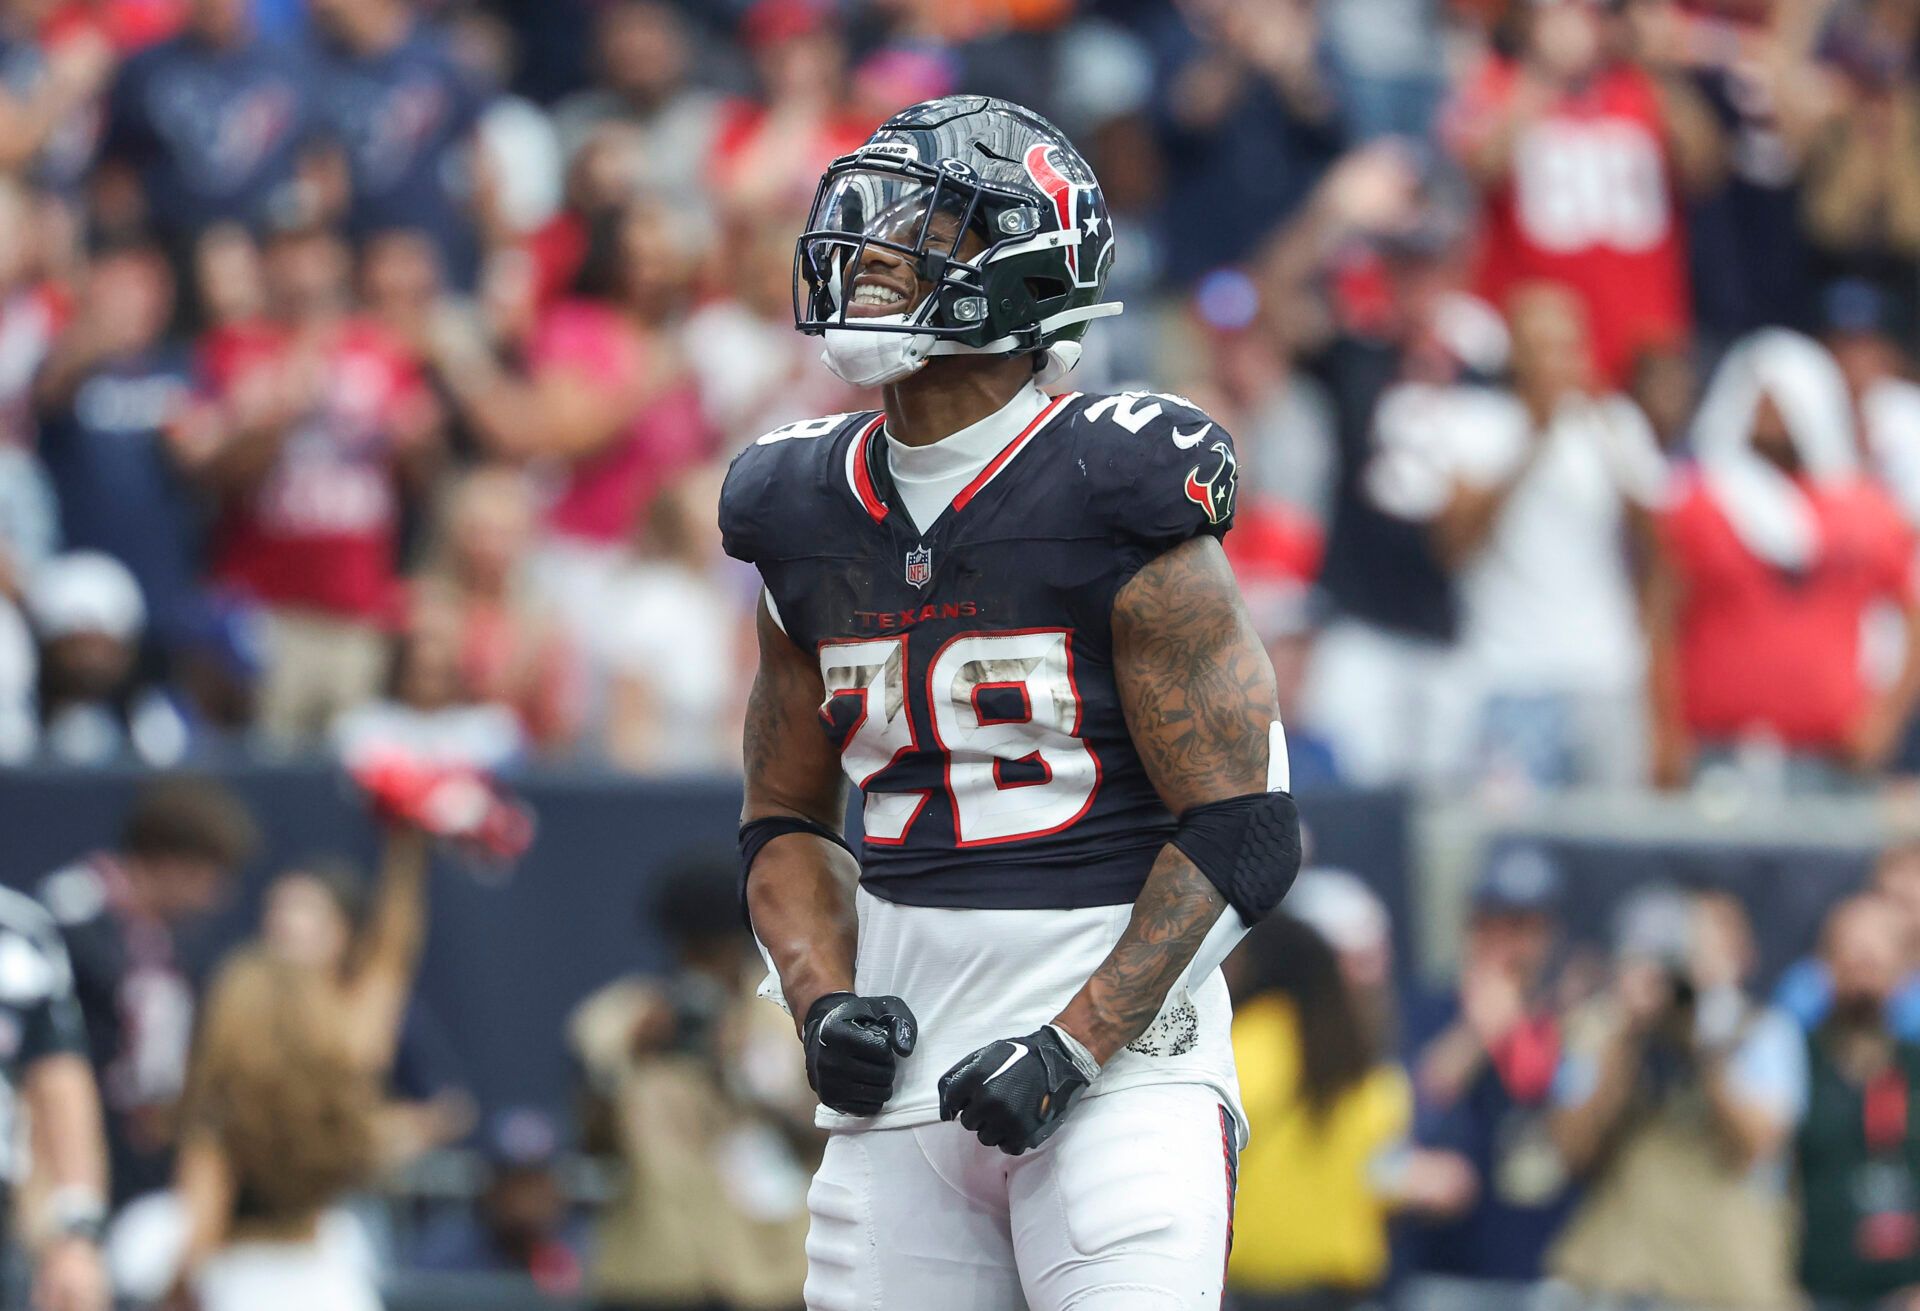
[{"x1": 796, "y1": 165, "x2": 989, "y2": 331}]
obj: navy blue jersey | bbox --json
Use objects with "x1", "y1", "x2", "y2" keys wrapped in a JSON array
[
  {"x1": 721, "y1": 389, "x2": 1239, "y2": 912},
  {"x1": 310, "y1": 23, "x2": 488, "y2": 284},
  {"x1": 39, "y1": 857, "x2": 190, "y2": 1205},
  {"x1": 104, "y1": 34, "x2": 316, "y2": 242},
  {"x1": 38, "y1": 346, "x2": 204, "y2": 653}
]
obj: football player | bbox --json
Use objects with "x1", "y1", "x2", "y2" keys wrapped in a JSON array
[{"x1": 721, "y1": 96, "x2": 1302, "y2": 1309}]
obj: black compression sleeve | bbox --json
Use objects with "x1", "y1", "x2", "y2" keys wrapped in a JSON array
[{"x1": 1169, "y1": 791, "x2": 1302, "y2": 924}]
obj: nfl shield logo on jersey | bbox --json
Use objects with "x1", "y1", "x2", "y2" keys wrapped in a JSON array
[{"x1": 904, "y1": 545, "x2": 933, "y2": 588}]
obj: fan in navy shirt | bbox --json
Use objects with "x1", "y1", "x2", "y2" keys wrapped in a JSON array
[
  {"x1": 101, "y1": 0, "x2": 317, "y2": 252},
  {"x1": 308, "y1": 0, "x2": 489, "y2": 285},
  {"x1": 1404, "y1": 849, "x2": 1577, "y2": 1291},
  {"x1": 1683, "y1": 21, "x2": 1817, "y2": 342},
  {"x1": 34, "y1": 239, "x2": 205, "y2": 662},
  {"x1": 1147, "y1": 2, "x2": 1346, "y2": 286},
  {"x1": 37, "y1": 778, "x2": 257, "y2": 1207}
]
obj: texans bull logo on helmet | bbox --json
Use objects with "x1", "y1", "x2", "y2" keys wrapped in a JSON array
[
  {"x1": 1184, "y1": 441, "x2": 1239, "y2": 527},
  {"x1": 1023, "y1": 142, "x2": 1109, "y2": 290},
  {"x1": 792, "y1": 95, "x2": 1123, "y2": 376}
]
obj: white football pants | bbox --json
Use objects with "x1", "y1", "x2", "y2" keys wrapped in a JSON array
[{"x1": 804, "y1": 1082, "x2": 1237, "y2": 1311}]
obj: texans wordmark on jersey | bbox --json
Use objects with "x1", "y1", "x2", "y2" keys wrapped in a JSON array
[{"x1": 720, "y1": 390, "x2": 1239, "y2": 913}]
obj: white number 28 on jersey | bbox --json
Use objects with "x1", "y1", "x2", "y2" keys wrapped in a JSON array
[{"x1": 818, "y1": 629, "x2": 1099, "y2": 847}]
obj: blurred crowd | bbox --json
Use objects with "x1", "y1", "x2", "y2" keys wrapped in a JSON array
[
  {"x1": 0, "y1": 0, "x2": 1909, "y2": 789},
  {"x1": 1226, "y1": 844, "x2": 1920, "y2": 1311},
  {"x1": 22, "y1": 771, "x2": 821, "y2": 1310}
]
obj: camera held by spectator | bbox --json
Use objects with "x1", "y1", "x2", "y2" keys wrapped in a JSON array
[
  {"x1": 569, "y1": 855, "x2": 815, "y2": 1311},
  {"x1": 1548, "y1": 885, "x2": 1805, "y2": 1310}
]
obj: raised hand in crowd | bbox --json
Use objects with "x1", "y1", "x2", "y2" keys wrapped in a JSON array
[
  {"x1": 0, "y1": 26, "x2": 113, "y2": 173},
  {"x1": 1417, "y1": 955, "x2": 1531, "y2": 1107}
]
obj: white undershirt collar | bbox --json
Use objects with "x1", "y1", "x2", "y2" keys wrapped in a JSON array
[{"x1": 884, "y1": 384, "x2": 1049, "y2": 535}]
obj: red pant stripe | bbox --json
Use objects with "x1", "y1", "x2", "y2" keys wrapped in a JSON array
[{"x1": 1218, "y1": 1103, "x2": 1238, "y2": 1296}]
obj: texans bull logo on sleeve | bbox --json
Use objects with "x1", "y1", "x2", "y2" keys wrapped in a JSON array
[{"x1": 1183, "y1": 440, "x2": 1238, "y2": 526}]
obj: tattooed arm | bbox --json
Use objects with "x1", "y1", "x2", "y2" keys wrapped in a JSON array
[
  {"x1": 741, "y1": 594, "x2": 861, "y2": 1032},
  {"x1": 1052, "y1": 534, "x2": 1280, "y2": 1064}
]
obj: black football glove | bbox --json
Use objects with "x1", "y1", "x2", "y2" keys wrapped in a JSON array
[
  {"x1": 937, "y1": 1024, "x2": 1099, "y2": 1155},
  {"x1": 801, "y1": 992, "x2": 918, "y2": 1116}
]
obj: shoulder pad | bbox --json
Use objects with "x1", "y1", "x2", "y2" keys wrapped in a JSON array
[
  {"x1": 720, "y1": 411, "x2": 879, "y2": 565},
  {"x1": 1066, "y1": 391, "x2": 1239, "y2": 547}
]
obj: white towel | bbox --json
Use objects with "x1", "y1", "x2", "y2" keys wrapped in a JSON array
[
  {"x1": 1689, "y1": 329, "x2": 1859, "y2": 569},
  {"x1": 1861, "y1": 377, "x2": 1920, "y2": 527}
]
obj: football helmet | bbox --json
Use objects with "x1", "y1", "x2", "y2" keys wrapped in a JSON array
[{"x1": 794, "y1": 95, "x2": 1122, "y2": 386}]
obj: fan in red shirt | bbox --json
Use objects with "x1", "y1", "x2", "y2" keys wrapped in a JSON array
[
  {"x1": 430, "y1": 194, "x2": 710, "y2": 654},
  {"x1": 708, "y1": 0, "x2": 873, "y2": 218},
  {"x1": 1447, "y1": 0, "x2": 1724, "y2": 383},
  {"x1": 175, "y1": 216, "x2": 442, "y2": 742},
  {"x1": 1648, "y1": 330, "x2": 1920, "y2": 789}
]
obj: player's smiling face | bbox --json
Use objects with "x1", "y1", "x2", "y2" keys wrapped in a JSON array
[{"x1": 845, "y1": 208, "x2": 987, "y2": 320}]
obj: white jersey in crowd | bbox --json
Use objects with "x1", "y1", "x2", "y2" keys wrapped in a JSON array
[{"x1": 1370, "y1": 384, "x2": 1670, "y2": 696}]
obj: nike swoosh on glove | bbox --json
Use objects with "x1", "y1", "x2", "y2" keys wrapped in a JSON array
[
  {"x1": 802, "y1": 992, "x2": 918, "y2": 1116},
  {"x1": 937, "y1": 1025, "x2": 1097, "y2": 1155}
]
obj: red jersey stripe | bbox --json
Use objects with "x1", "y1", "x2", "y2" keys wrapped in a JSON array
[{"x1": 951, "y1": 392, "x2": 1075, "y2": 513}]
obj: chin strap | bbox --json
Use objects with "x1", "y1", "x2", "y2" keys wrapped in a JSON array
[
  {"x1": 1033, "y1": 341, "x2": 1082, "y2": 388},
  {"x1": 820, "y1": 301, "x2": 1125, "y2": 388},
  {"x1": 921, "y1": 302, "x2": 1126, "y2": 360}
]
